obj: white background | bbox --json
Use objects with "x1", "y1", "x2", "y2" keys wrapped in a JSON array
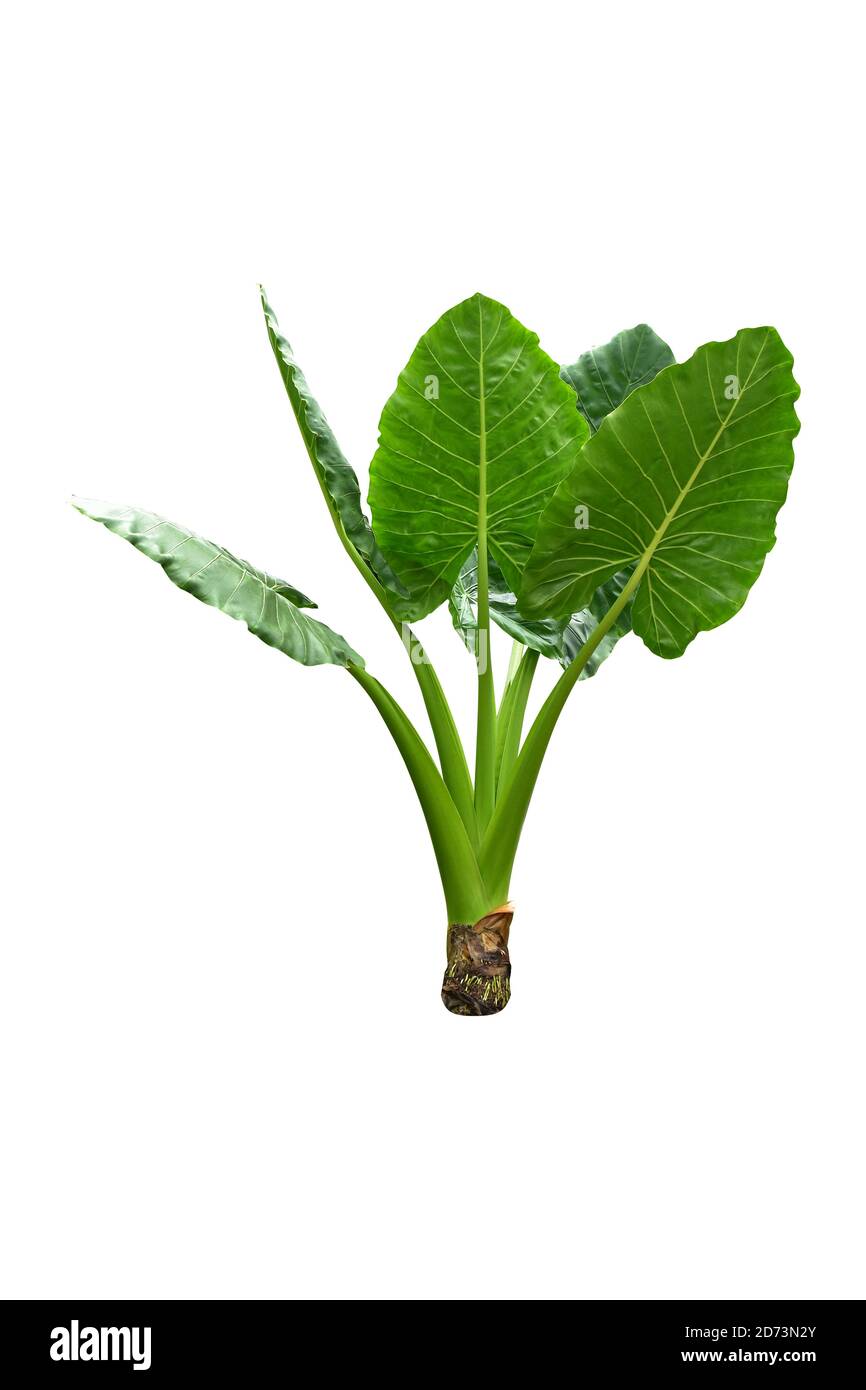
[{"x1": 2, "y1": 1, "x2": 863, "y2": 1300}]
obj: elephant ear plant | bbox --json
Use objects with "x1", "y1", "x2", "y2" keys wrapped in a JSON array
[{"x1": 74, "y1": 294, "x2": 800, "y2": 1015}]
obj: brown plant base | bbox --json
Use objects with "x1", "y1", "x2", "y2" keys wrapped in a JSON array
[{"x1": 441, "y1": 905, "x2": 513, "y2": 1016}]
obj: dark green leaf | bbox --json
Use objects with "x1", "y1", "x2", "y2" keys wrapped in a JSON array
[
  {"x1": 260, "y1": 287, "x2": 412, "y2": 615},
  {"x1": 561, "y1": 324, "x2": 675, "y2": 432}
]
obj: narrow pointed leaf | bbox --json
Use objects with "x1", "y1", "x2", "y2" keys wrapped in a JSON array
[
  {"x1": 520, "y1": 327, "x2": 800, "y2": 658},
  {"x1": 369, "y1": 293, "x2": 589, "y2": 618},
  {"x1": 449, "y1": 550, "x2": 567, "y2": 659},
  {"x1": 260, "y1": 287, "x2": 412, "y2": 615},
  {"x1": 561, "y1": 324, "x2": 675, "y2": 433},
  {"x1": 74, "y1": 500, "x2": 364, "y2": 668}
]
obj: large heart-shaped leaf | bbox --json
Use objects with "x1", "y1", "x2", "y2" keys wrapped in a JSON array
[
  {"x1": 368, "y1": 293, "x2": 589, "y2": 618},
  {"x1": 449, "y1": 550, "x2": 567, "y2": 659},
  {"x1": 520, "y1": 327, "x2": 799, "y2": 657},
  {"x1": 561, "y1": 324, "x2": 675, "y2": 433},
  {"x1": 74, "y1": 500, "x2": 363, "y2": 667},
  {"x1": 260, "y1": 287, "x2": 412, "y2": 617}
]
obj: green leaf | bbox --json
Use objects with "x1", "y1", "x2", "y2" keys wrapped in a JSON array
[
  {"x1": 73, "y1": 500, "x2": 364, "y2": 668},
  {"x1": 368, "y1": 292, "x2": 590, "y2": 619},
  {"x1": 561, "y1": 324, "x2": 675, "y2": 433},
  {"x1": 449, "y1": 550, "x2": 567, "y2": 659},
  {"x1": 260, "y1": 287, "x2": 412, "y2": 615},
  {"x1": 560, "y1": 570, "x2": 634, "y2": 677},
  {"x1": 520, "y1": 327, "x2": 800, "y2": 658},
  {"x1": 551, "y1": 323, "x2": 675, "y2": 676}
]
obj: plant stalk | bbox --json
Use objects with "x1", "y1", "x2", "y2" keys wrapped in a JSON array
[
  {"x1": 348, "y1": 665, "x2": 489, "y2": 925},
  {"x1": 316, "y1": 486, "x2": 478, "y2": 848},
  {"x1": 390, "y1": 620, "x2": 478, "y2": 848},
  {"x1": 479, "y1": 570, "x2": 641, "y2": 900},
  {"x1": 495, "y1": 647, "x2": 538, "y2": 793}
]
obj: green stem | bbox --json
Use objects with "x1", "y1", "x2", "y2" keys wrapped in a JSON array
[
  {"x1": 503, "y1": 638, "x2": 524, "y2": 691},
  {"x1": 494, "y1": 640, "x2": 525, "y2": 787},
  {"x1": 474, "y1": 330, "x2": 496, "y2": 835},
  {"x1": 479, "y1": 572, "x2": 641, "y2": 901},
  {"x1": 306, "y1": 470, "x2": 478, "y2": 848},
  {"x1": 349, "y1": 666, "x2": 489, "y2": 925},
  {"x1": 313, "y1": 476, "x2": 478, "y2": 849},
  {"x1": 390, "y1": 620, "x2": 478, "y2": 849},
  {"x1": 495, "y1": 647, "x2": 539, "y2": 794}
]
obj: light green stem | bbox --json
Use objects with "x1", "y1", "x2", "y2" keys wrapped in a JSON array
[
  {"x1": 349, "y1": 666, "x2": 489, "y2": 925},
  {"x1": 391, "y1": 621, "x2": 477, "y2": 849},
  {"x1": 503, "y1": 638, "x2": 524, "y2": 691},
  {"x1": 495, "y1": 647, "x2": 539, "y2": 794},
  {"x1": 264, "y1": 305, "x2": 477, "y2": 846},
  {"x1": 310, "y1": 467, "x2": 478, "y2": 849},
  {"x1": 479, "y1": 573, "x2": 640, "y2": 901},
  {"x1": 299, "y1": 455, "x2": 478, "y2": 847}
]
